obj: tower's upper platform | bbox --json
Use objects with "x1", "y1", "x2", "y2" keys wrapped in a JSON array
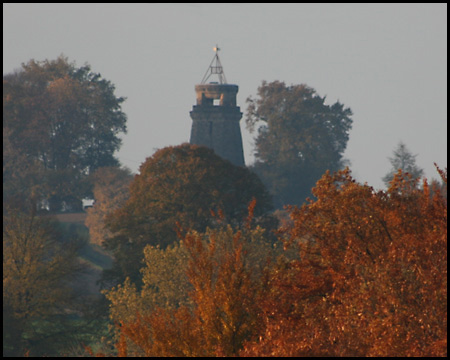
[
  {"x1": 194, "y1": 83, "x2": 238, "y2": 107},
  {"x1": 195, "y1": 46, "x2": 239, "y2": 107}
]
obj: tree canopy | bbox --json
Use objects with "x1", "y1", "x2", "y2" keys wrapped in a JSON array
[
  {"x1": 241, "y1": 167, "x2": 447, "y2": 356},
  {"x1": 3, "y1": 210, "x2": 84, "y2": 356},
  {"x1": 103, "y1": 202, "x2": 276, "y2": 357},
  {"x1": 102, "y1": 144, "x2": 273, "y2": 286},
  {"x1": 3, "y1": 56, "x2": 127, "y2": 211},
  {"x1": 246, "y1": 80, "x2": 353, "y2": 208},
  {"x1": 100, "y1": 167, "x2": 447, "y2": 357},
  {"x1": 382, "y1": 141, "x2": 424, "y2": 187}
]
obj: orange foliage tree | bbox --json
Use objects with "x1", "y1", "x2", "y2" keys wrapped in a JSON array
[
  {"x1": 102, "y1": 168, "x2": 446, "y2": 357},
  {"x1": 110, "y1": 202, "x2": 274, "y2": 357},
  {"x1": 104, "y1": 199, "x2": 282, "y2": 356},
  {"x1": 241, "y1": 168, "x2": 447, "y2": 357}
]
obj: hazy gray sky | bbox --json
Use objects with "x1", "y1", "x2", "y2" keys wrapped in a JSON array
[{"x1": 3, "y1": 3, "x2": 447, "y2": 189}]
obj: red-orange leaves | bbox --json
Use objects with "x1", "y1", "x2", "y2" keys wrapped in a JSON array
[
  {"x1": 242, "y1": 168, "x2": 447, "y2": 357},
  {"x1": 112, "y1": 221, "x2": 267, "y2": 357},
  {"x1": 109, "y1": 168, "x2": 446, "y2": 357}
]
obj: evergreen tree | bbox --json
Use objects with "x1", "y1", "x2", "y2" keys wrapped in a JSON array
[{"x1": 382, "y1": 141, "x2": 424, "y2": 187}]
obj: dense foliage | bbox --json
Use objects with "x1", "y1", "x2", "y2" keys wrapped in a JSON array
[
  {"x1": 241, "y1": 167, "x2": 447, "y2": 356},
  {"x1": 103, "y1": 201, "x2": 278, "y2": 357},
  {"x1": 101, "y1": 168, "x2": 446, "y2": 357},
  {"x1": 3, "y1": 56, "x2": 127, "y2": 211},
  {"x1": 3, "y1": 210, "x2": 84, "y2": 356},
  {"x1": 102, "y1": 144, "x2": 274, "y2": 286},
  {"x1": 246, "y1": 80, "x2": 353, "y2": 207}
]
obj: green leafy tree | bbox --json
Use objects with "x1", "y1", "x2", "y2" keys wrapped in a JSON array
[
  {"x1": 102, "y1": 144, "x2": 273, "y2": 286},
  {"x1": 3, "y1": 56, "x2": 127, "y2": 211},
  {"x1": 382, "y1": 141, "x2": 424, "y2": 187},
  {"x1": 3, "y1": 210, "x2": 83, "y2": 356},
  {"x1": 246, "y1": 80, "x2": 353, "y2": 208}
]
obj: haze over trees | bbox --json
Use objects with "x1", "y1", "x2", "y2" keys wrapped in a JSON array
[
  {"x1": 3, "y1": 55, "x2": 447, "y2": 357},
  {"x1": 246, "y1": 80, "x2": 353, "y2": 208},
  {"x1": 3, "y1": 211, "x2": 85, "y2": 356},
  {"x1": 3, "y1": 56, "x2": 127, "y2": 212},
  {"x1": 382, "y1": 141, "x2": 425, "y2": 187},
  {"x1": 3, "y1": 56, "x2": 128, "y2": 356}
]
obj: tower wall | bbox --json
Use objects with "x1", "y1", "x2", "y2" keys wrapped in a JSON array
[{"x1": 190, "y1": 84, "x2": 245, "y2": 167}]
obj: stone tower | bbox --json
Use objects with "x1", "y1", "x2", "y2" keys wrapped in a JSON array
[{"x1": 189, "y1": 46, "x2": 245, "y2": 167}]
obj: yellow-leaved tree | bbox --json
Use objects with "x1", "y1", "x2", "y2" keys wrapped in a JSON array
[{"x1": 102, "y1": 200, "x2": 278, "y2": 357}]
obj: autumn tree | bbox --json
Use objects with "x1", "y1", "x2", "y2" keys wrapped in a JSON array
[
  {"x1": 3, "y1": 56, "x2": 127, "y2": 211},
  {"x1": 107, "y1": 203, "x2": 276, "y2": 357},
  {"x1": 3, "y1": 209, "x2": 84, "y2": 356},
  {"x1": 246, "y1": 80, "x2": 353, "y2": 208},
  {"x1": 3, "y1": 127, "x2": 46, "y2": 212},
  {"x1": 382, "y1": 141, "x2": 424, "y2": 187},
  {"x1": 85, "y1": 166, "x2": 133, "y2": 246},
  {"x1": 102, "y1": 144, "x2": 273, "y2": 286},
  {"x1": 104, "y1": 241, "x2": 191, "y2": 327},
  {"x1": 241, "y1": 167, "x2": 447, "y2": 357}
]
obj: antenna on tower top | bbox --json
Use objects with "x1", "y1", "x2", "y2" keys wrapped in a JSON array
[{"x1": 201, "y1": 45, "x2": 227, "y2": 84}]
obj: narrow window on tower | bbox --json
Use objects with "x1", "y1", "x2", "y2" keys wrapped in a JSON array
[{"x1": 209, "y1": 121, "x2": 213, "y2": 137}]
